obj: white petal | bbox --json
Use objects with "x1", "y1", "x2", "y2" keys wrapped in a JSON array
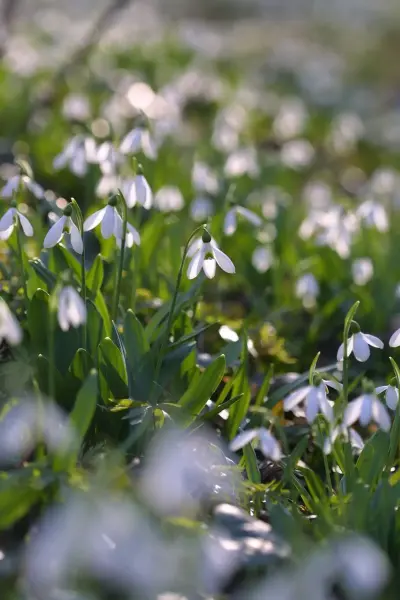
[
  {"x1": 372, "y1": 399, "x2": 391, "y2": 432},
  {"x1": 385, "y1": 386, "x2": 398, "y2": 410},
  {"x1": 1, "y1": 176, "x2": 20, "y2": 197},
  {"x1": 236, "y1": 206, "x2": 262, "y2": 226},
  {"x1": 223, "y1": 209, "x2": 237, "y2": 236},
  {"x1": 230, "y1": 429, "x2": 259, "y2": 452},
  {"x1": 57, "y1": 291, "x2": 69, "y2": 331},
  {"x1": 324, "y1": 379, "x2": 342, "y2": 393},
  {"x1": 389, "y1": 327, "x2": 400, "y2": 348},
  {"x1": 318, "y1": 389, "x2": 334, "y2": 423},
  {"x1": 187, "y1": 249, "x2": 205, "y2": 280},
  {"x1": 187, "y1": 237, "x2": 203, "y2": 258},
  {"x1": 258, "y1": 429, "x2": 281, "y2": 461},
  {"x1": 113, "y1": 210, "x2": 123, "y2": 240},
  {"x1": 43, "y1": 216, "x2": 66, "y2": 249},
  {"x1": 0, "y1": 300, "x2": 22, "y2": 345},
  {"x1": 120, "y1": 128, "x2": 143, "y2": 154},
  {"x1": 349, "y1": 428, "x2": 364, "y2": 452},
  {"x1": 359, "y1": 394, "x2": 373, "y2": 426},
  {"x1": 17, "y1": 212, "x2": 34, "y2": 237},
  {"x1": 212, "y1": 246, "x2": 235, "y2": 274},
  {"x1": 53, "y1": 152, "x2": 67, "y2": 170},
  {"x1": 126, "y1": 223, "x2": 140, "y2": 246},
  {"x1": 0, "y1": 225, "x2": 14, "y2": 240},
  {"x1": 203, "y1": 257, "x2": 216, "y2": 279},
  {"x1": 69, "y1": 220, "x2": 83, "y2": 254},
  {"x1": 305, "y1": 387, "x2": 320, "y2": 423},
  {"x1": 375, "y1": 386, "x2": 388, "y2": 395},
  {"x1": 101, "y1": 205, "x2": 115, "y2": 239},
  {"x1": 0, "y1": 208, "x2": 15, "y2": 232},
  {"x1": 284, "y1": 386, "x2": 312, "y2": 411},
  {"x1": 26, "y1": 179, "x2": 44, "y2": 199},
  {"x1": 344, "y1": 397, "x2": 363, "y2": 427},
  {"x1": 83, "y1": 207, "x2": 106, "y2": 231},
  {"x1": 361, "y1": 333, "x2": 384, "y2": 349},
  {"x1": 353, "y1": 333, "x2": 370, "y2": 362},
  {"x1": 135, "y1": 175, "x2": 152, "y2": 209},
  {"x1": 337, "y1": 335, "x2": 354, "y2": 361}
]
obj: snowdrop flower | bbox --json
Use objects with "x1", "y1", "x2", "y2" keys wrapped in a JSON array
[
  {"x1": 284, "y1": 379, "x2": 339, "y2": 423},
  {"x1": 120, "y1": 127, "x2": 156, "y2": 159},
  {"x1": 122, "y1": 174, "x2": 152, "y2": 209},
  {"x1": 252, "y1": 246, "x2": 274, "y2": 273},
  {"x1": 1, "y1": 173, "x2": 44, "y2": 199},
  {"x1": 337, "y1": 329, "x2": 383, "y2": 362},
  {"x1": 295, "y1": 273, "x2": 319, "y2": 308},
  {"x1": 187, "y1": 230, "x2": 235, "y2": 280},
  {"x1": 53, "y1": 135, "x2": 97, "y2": 177},
  {"x1": 352, "y1": 258, "x2": 373, "y2": 286},
  {"x1": 43, "y1": 205, "x2": 83, "y2": 254},
  {"x1": 154, "y1": 186, "x2": 184, "y2": 212},
  {"x1": 0, "y1": 299, "x2": 22, "y2": 346},
  {"x1": 356, "y1": 199, "x2": 388, "y2": 233},
  {"x1": 323, "y1": 424, "x2": 364, "y2": 455},
  {"x1": 84, "y1": 198, "x2": 140, "y2": 246},
  {"x1": 57, "y1": 286, "x2": 87, "y2": 332},
  {"x1": 230, "y1": 427, "x2": 281, "y2": 461},
  {"x1": 344, "y1": 392, "x2": 391, "y2": 431},
  {"x1": 0, "y1": 206, "x2": 33, "y2": 240},
  {"x1": 280, "y1": 139, "x2": 314, "y2": 169},
  {"x1": 97, "y1": 141, "x2": 123, "y2": 175},
  {"x1": 190, "y1": 196, "x2": 214, "y2": 222},
  {"x1": 376, "y1": 383, "x2": 399, "y2": 410},
  {"x1": 389, "y1": 327, "x2": 400, "y2": 348},
  {"x1": 223, "y1": 204, "x2": 262, "y2": 236}
]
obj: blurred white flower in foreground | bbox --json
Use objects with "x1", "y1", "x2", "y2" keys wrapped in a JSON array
[
  {"x1": 375, "y1": 384, "x2": 399, "y2": 410},
  {"x1": 62, "y1": 93, "x2": 91, "y2": 121},
  {"x1": 356, "y1": 199, "x2": 388, "y2": 233},
  {"x1": 0, "y1": 299, "x2": 22, "y2": 346},
  {"x1": 58, "y1": 286, "x2": 87, "y2": 332},
  {"x1": 295, "y1": 273, "x2": 319, "y2": 308},
  {"x1": 224, "y1": 148, "x2": 259, "y2": 178},
  {"x1": 120, "y1": 126, "x2": 156, "y2": 159},
  {"x1": 53, "y1": 135, "x2": 97, "y2": 177},
  {"x1": 352, "y1": 258, "x2": 373, "y2": 286},
  {"x1": 323, "y1": 424, "x2": 364, "y2": 455},
  {"x1": 43, "y1": 208, "x2": 83, "y2": 254},
  {"x1": 230, "y1": 428, "x2": 281, "y2": 461},
  {"x1": 344, "y1": 393, "x2": 391, "y2": 431},
  {"x1": 223, "y1": 205, "x2": 261, "y2": 236},
  {"x1": 187, "y1": 232, "x2": 235, "y2": 280},
  {"x1": 1, "y1": 173, "x2": 44, "y2": 199},
  {"x1": 337, "y1": 330, "x2": 383, "y2": 363},
  {"x1": 248, "y1": 535, "x2": 389, "y2": 600},
  {"x1": 284, "y1": 380, "x2": 339, "y2": 423},
  {"x1": 84, "y1": 201, "x2": 140, "y2": 247},
  {"x1": 155, "y1": 186, "x2": 184, "y2": 212},
  {"x1": 122, "y1": 174, "x2": 152, "y2": 209},
  {"x1": 0, "y1": 206, "x2": 33, "y2": 240},
  {"x1": 273, "y1": 97, "x2": 307, "y2": 141}
]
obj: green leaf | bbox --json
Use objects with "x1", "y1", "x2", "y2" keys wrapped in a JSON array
[
  {"x1": 99, "y1": 338, "x2": 128, "y2": 399},
  {"x1": 243, "y1": 443, "x2": 261, "y2": 484},
  {"x1": 124, "y1": 310, "x2": 150, "y2": 369},
  {"x1": 200, "y1": 394, "x2": 244, "y2": 422},
  {"x1": 28, "y1": 288, "x2": 49, "y2": 355},
  {"x1": 29, "y1": 258, "x2": 56, "y2": 290},
  {"x1": 94, "y1": 290, "x2": 111, "y2": 337},
  {"x1": 357, "y1": 430, "x2": 390, "y2": 486},
  {"x1": 389, "y1": 357, "x2": 400, "y2": 466},
  {"x1": 179, "y1": 355, "x2": 226, "y2": 423},
  {"x1": 255, "y1": 365, "x2": 274, "y2": 407},
  {"x1": 308, "y1": 352, "x2": 320, "y2": 385},
  {"x1": 69, "y1": 348, "x2": 94, "y2": 382},
  {"x1": 53, "y1": 244, "x2": 81, "y2": 278},
  {"x1": 0, "y1": 473, "x2": 42, "y2": 528},
  {"x1": 86, "y1": 300, "x2": 103, "y2": 356},
  {"x1": 87, "y1": 254, "x2": 104, "y2": 296},
  {"x1": 343, "y1": 300, "x2": 360, "y2": 340}
]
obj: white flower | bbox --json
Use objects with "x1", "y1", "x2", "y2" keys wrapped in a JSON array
[
  {"x1": 120, "y1": 127, "x2": 156, "y2": 159},
  {"x1": 252, "y1": 246, "x2": 273, "y2": 273},
  {"x1": 122, "y1": 174, "x2": 152, "y2": 209},
  {"x1": 57, "y1": 286, "x2": 87, "y2": 332},
  {"x1": 0, "y1": 207, "x2": 33, "y2": 240},
  {"x1": 230, "y1": 427, "x2": 281, "y2": 461},
  {"x1": 344, "y1": 393, "x2": 391, "y2": 431},
  {"x1": 84, "y1": 204, "x2": 140, "y2": 246},
  {"x1": 295, "y1": 273, "x2": 319, "y2": 308},
  {"x1": 190, "y1": 196, "x2": 214, "y2": 222},
  {"x1": 337, "y1": 331, "x2": 384, "y2": 363},
  {"x1": 352, "y1": 258, "x2": 374, "y2": 286},
  {"x1": 53, "y1": 135, "x2": 97, "y2": 177},
  {"x1": 219, "y1": 325, "x2": 239, "y2": 343},
  {"x1": 1, "y1": 174, "x2": 44, "y2": 199},
  {"x1": 43, "y1": 213, "x2": 83, "y2": 254},
  {"x1": 0, "y1": 299, "x2": 22, "y2": 346},
  {"x1": 356, "y1": 199, "x2": 388, "y2": 233},
  {"x1": 154, "y1": 186, "x2": 184, "y2": 212},
  {"x1": 223, "y1": 205, "x2": 262, "y2": 236},
  {"x1": 96, "y1": 141, "x2": 123, "y2": 175},
  {"x1": 376, "y1": 384, "x2": 399, "y2": 410},
  {"x1": 323, "y1": 424, "x2": 364, "y2": 455},
  {"x1": 187, "y1": 236, "x2": 235, "y2": 280},
  {"x1": 284, "y1": 381, "x2": 339, "y2": 423},
  {"x1": 389, "y1": 327, "x2": 400, "y2": 348}
]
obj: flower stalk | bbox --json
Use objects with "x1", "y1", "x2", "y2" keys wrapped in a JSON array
[
  {"x1": 71, "y1": 199, "x2": 87, "y2": 350},
  {"x1": 112, "y1": 190, "x2": 128, "y2": 323}
]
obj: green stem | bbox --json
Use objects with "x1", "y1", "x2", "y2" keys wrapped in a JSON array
[
  {"x1": 48, "y1": 302, "x2": 56, "y2": 401},
  {"x1": 71, "y1": 199, "x2": 87, "y2": 350},
  {"x1": 342, "y1": 334, "x2": 349, "y2": 408},
  {"x1": 16, "y1": 223, "x2": 28, "y2": 312},
  {"x1": 112, "y1": 193, "x2": 128, "y2": 323},
  {"x1": 150, "y1": 225, "x2": 204, "y2": 404},
  {"x1": 318, "y1": 420, "x2": 333, "y2": 497}
]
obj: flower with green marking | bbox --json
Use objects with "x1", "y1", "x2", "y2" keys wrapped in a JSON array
[
  {"x1": 0, "y1": 299, "x2": 22, "y2": 346},
  {"x1": 43, "y1": 204, "x2": 83, "y2": 254},
  {"x1": 57, "y1": 286, "x2": 87, "y2": 332},
  {"x1": 0, "y1": 206, "x2": 33, "y2": 240},
  {"x1": 83, "y1": 197, "x2": 140, "y2": 246},
  {"x1": 187, "y1": 229, "x2": 235, "y2": 280},
  {"x1": 230, "y1": 427, "x2": 281, "y2": 461}
]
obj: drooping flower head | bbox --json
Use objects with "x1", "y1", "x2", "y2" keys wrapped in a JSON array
[
  {"x1": 284, "y1": 374, "x2": 341, "y2": 424},
  {"x1": 43, "y1": 203, "x2": 83, "y2": 254},
  {"x1": 187, "y1": 229, "x2": 235, "y2": 280},
  {"x1": 0, "y1": 299, "x2": 22, "y2": 346},
  {"x1": 83, "y1": 196, "x2": 140, "y2": 247},
  {"x1": 230, "y1": 427, "x2": 282, "y2": 462},
  {"x1": 337, "y1": 322, "x2": 383, "y2": 363},
  {"x1": 57, "y1": 286, "x2": 87, "y2": 332},
  {"x1": 0, "y1": 205, "x2": 33, "y2": 240}
]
